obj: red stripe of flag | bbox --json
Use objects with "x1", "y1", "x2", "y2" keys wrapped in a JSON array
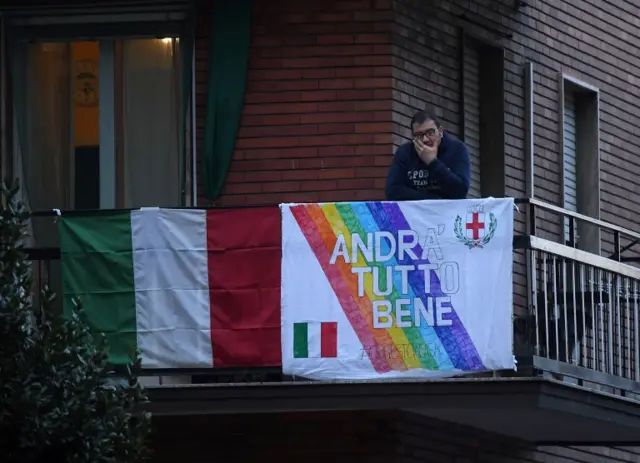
[
  {"x1": 321, "y1": 322, "x2": 338, "y2": 358},
  {"x1": 206, "y1": 206, "x2": 282, "y2": 367}
]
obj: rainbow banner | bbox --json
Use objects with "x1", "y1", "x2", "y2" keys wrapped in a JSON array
[{"x1": 280, "y1": 198, "x2": 515, "y2": 380}]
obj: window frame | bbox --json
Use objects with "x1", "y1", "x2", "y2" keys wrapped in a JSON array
[
  {"x1": 2, "y1": 6, "x2": 196, "y2": 209},
  {"x1": 460, "y1": 31, "x2": 506, "y2": 199},
  {"x1": 558, "y1": 73, "x2": 601, "y2": 254}
]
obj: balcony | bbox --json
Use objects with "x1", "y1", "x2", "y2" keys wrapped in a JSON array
[
  {"x1": 514, "y1": 199, "x2": 640, "y2": 398},
  {"x1": 24, "y1": 198, "x2": 640, "y2": 444}
]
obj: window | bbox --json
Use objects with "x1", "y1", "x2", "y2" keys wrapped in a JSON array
[
  {"x1": 461, "y1": 34, "x2": 505, "y2": 198},
  {"x1": 13, "y1": 38, "x2": 188, "y2": 211},
  {"x1": 3, "y1": 3, "x2": 194, "y2": 316},
  {"x1": 563, "y1": 86, "x2": 578, "y2": 240},
  {"x1": 560, "y1": 75, "x2": 600, "y2": 253},
  {"x1": 6, "y1": 2, "x2": 194, "y2": 222}
]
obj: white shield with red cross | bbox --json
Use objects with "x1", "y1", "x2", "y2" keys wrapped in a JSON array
[{"x1": 465, "y1": 212, "x2": 486, "y2": 241}]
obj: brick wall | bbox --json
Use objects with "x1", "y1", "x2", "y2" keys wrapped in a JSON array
[
  {"x1": 196, "y1": 0, "x2": 397, "y2": 207},
  {"x1": 389, "y1": 0, "x2": 640, "y2": 272},
  {"x1": 392, "y1": 0, "x2": 640, "y2": 248},
  {"x1": 151, "y1": 411, "x2": 640, "y2": 462},
  {"x1": 388, "y1": 0, "x2": 532, "y2": 314},
  {"x1": 197, "y1": 0, "x2": 640, "y2": 255}
]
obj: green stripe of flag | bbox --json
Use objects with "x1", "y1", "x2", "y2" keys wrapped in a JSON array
[
  {"x1": 293, "y1": 322, "x2": 309, "y2": 358},
  {"x1": 59, "y1": 211, "x2": 137, "y2": 365}
]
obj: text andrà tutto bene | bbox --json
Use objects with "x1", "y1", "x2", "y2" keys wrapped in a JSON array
[{"x1": 329, "y1": 227, "x2": 459, "y2": 329}]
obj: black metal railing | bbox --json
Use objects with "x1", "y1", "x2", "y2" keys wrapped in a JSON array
[
  {"x1": 20, "y1": 200, "x2": 640, "y2": 396},
  {"x1": 515, "y1": 198, "x2": 640, "y2": 399}
]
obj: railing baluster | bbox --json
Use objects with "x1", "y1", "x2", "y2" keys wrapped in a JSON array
[
  {"x1": 543, "y1": 252, "x2": 550, "y2": 358},
  {"x1": 633, "y1": 280, "x2": 640, "y2": 381},
  {"x1": 598, "y1": 269, "x2": 605, "y2": 373},
  {"x1": 616, "y1": 275, "x2": 622, "y2": 377},
  {"x1": 608, "y1": 272, "x2": 614, "y2": 375},
  {"x1": 599, "y1": 268, "x2": 604, "y2": 373},
  {"x1": 590, "y1": 266, "x2": 596, "y2": 371},
  {"x1": 562, "y1": 258, "x2": 569, "y2": 363},
  {"x1": 553, "y1": 256, "x2": 560, "y2": 361},
  {"x1": 572, "y1": 260, "x2": 578, "y2": 365},
  {"x1": 580, "y1": 263, "x2": 586, "y2": 368},
  {"x1": 625, "y1": 277, "x2": 631, "y2": 379},
  {"x1": 532, "y1": 249, "x2": 539, "y2": 356}
]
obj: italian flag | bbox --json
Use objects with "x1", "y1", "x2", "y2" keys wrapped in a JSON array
[
  {"x1": 59, "y1": 207, "x2": 281, "y2": 369},
  {"x1": 293, "y1": 321, "x2": 338, "y2": 359}
]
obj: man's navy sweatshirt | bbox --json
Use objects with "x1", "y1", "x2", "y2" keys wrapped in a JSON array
[{"x1": 385, "y1": 132, "x2": 471, "y2": 201}]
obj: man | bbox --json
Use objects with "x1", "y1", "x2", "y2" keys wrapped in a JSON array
[{"x1": 385, "y1": 109, "x2": 470, "y2": 200}]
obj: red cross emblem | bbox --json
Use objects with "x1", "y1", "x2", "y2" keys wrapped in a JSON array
[{"x1": 465, "y1": 212, "x2": 485, "y2": 241}]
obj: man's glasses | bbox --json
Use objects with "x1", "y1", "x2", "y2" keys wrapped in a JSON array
[{"x1": 413, "y1": 128, "x2": 438, "y2": 139}]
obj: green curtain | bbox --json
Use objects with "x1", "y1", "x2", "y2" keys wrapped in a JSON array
[{"x1": 203, "y1": 0, "x2": 253, "y2": 200}]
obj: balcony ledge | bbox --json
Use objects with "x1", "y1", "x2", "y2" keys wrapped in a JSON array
[{"x1": 146, "y1": 376, "x2": 640, "y2": 444}]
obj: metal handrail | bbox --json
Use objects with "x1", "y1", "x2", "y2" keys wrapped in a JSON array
[
  {"x1": 25, "y1": 197, "x2": 640, "y2": 264},
  {"x1": 515, "y1": 197, "x2": 640, "y2": 263},
  {"x1": 519, "y1": 235, "x2": 640, "y2": 280},
  {"x1": 28, "y1": 203, "x2": 274, "y2": 218},
  {"x1": 26, "y1": 197, "x2": 640, "y2": 239},
  {"x1": 515, "y1": 197, "x2": 640, "y2": 242}
]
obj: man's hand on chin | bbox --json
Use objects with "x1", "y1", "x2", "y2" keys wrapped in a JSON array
[{"x1": 413, "y1": 138, "x2": 438, "y2": 165}]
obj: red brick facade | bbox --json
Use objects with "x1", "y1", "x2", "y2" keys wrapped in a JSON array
[
  {"x1": 197, "y1": 0, "x2": 640, "y2": 244},
  {"x1": 196, "y1": 0, "x2": 396, "y2": 206}
]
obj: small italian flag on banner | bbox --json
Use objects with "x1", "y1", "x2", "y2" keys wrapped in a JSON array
[
  {"x1": 293, "y1": 321, "x2": 338, "y2": 358},
  {"x1": 59, "y1": 207, "x2": 281, "y2": 369}
]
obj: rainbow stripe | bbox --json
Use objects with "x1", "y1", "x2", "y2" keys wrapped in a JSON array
[{"x1": 290, "y1": 201, "x2": 485, "y2": 374}]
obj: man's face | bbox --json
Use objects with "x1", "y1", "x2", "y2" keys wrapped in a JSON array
[{"x1": 412, "y1": 120, "x2": 443, "y2": 149}]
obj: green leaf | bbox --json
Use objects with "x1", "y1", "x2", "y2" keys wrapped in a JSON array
[{"x1": 0, "y1": 179, "x2": 151, "y2": 462}]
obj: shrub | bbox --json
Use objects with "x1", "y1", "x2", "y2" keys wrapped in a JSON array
[{"x1": 0, "y1": 180, "x2": 151, "y2": 463}]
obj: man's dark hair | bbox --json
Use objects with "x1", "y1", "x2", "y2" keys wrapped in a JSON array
[{"x1": 410, "y1": 109, "x2": 441, "y2": 128}]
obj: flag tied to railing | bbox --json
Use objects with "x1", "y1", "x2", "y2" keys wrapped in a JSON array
[
  {"x1": 58, "y1": 198, "x2": 515, "y2": 380},
  {"x1": 58, "y1": 207, "x2": 281, "y2": 369},
  {"x1": 281, "y1": 198, "x2": 515, "y2": 380}
]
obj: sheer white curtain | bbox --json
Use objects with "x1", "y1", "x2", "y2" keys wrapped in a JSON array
[
  {"x1": 15, "y1": 42, "x2": 72, "y2": 247},
  {"x1": 122, "y1": 38, "x2": 180, "y2": 208},
  {"x1": 12, "y1": 43, "x2": 73, "y2": 247},
  {"x1": 11, "y1": 42, "x2": 72, "y2": 305}
]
